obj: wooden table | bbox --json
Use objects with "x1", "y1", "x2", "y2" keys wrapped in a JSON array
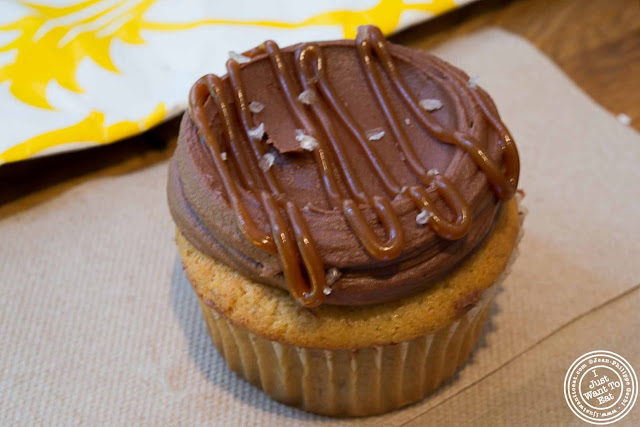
[
  {"x1": 392, "y1": 0, "x2": 640, "y2": 128},
  {"x1": 1, "y1": 0, "x2": 638, "y2": 207}
]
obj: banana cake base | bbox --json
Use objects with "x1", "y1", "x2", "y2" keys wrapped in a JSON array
[{"x1": 177, "y1": 199, "x2": 520, "y2": 416}]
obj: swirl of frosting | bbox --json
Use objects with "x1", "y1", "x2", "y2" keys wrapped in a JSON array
[{"x1": 168, "y1": 25, "x2": 519, "y2": 307}]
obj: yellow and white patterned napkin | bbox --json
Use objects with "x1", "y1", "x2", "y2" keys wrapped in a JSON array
[{"x1": 0, "y1": 0, "x2": 471, "y2": 165}]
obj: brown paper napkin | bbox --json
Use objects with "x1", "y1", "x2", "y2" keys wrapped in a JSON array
[
  {"x1": 405, "y1": 287, "x2": 640, "y2": 426},
  {"x1": 1, "y1": 28, "x2": 639, "y2": 425}
]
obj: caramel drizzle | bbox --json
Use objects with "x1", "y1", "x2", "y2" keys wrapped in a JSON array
[
  {"x1": 355, "y1": 26, "x2": 519, "y2": 200},
  {"x1": 188, "y1": 25, "x2": 519, "y2": 306},
  {"x1": 296, "y1": 42, "x2": 470, "y2": 241}
]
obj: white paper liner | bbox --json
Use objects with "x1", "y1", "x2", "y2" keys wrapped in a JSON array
[{"x1": 197, "y1": 283, "x2": 498, "y2": 416}]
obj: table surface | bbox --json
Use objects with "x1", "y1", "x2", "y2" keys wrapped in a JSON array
[{"x1": 1, "y1": 0, "x2": 638, "y2": 207}]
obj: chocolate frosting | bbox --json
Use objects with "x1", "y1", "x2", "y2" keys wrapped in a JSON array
[{"x1": 168, "y1": 26, "x2": 519, "y2": 307}]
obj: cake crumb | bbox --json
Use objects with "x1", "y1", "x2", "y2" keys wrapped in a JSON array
[
  {"x1": 617, "y1": 113, "x2": 631, "y2": 126},
  {"x1": 454, "y1": 289, "x2": 483, "y2": 316},
  {"x1": 295, "y1": 306, "x2": 318, "y2": 319}
]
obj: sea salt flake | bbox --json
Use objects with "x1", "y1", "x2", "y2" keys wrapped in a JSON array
[
  {"x1": 295, "y1": 129, "x2": 305, "y2": 141},
  {"x1": 617, "y1": 113, "x2": 631, "y2": 126},
  {"x1": 393, "y1": 186, "x2": 408, "y2": 201},
  {"x1": 248, "y1": 123, "x2": 265, "y2": 140},
  {"x1": 467, "y1": 75, "x2": 479, "y2": 89},
  {"x1": 416, "y1": 209, "x2": 432, "y2": 225},
  {"x1": 295, "y1": 130, "x2": 319, "y2": 151},
  {"x1": 419, "y1": 98, "x2": 443, "y2": 112},
  {"x1": 326, "y1": 267, "x2": 342, "y2": 286},
  {"x1": 300, "y1": 136, "x2": 319, "y2": 151},
  {"x1": 259, "y1": 152, "x2": 275, "y2": 171},
  {"x1": 366, "y1": 127, "x2": 385, "y2": 141},
  {"x1": 249, "y1": 101, "x2": 264, "y2": 113},
  {"x1": 220, "y1": 152, "x2": 227, "y2": 161},
  {"x1": 404, "y1": 118, "x2": 411, "y2": 125},
  {"x1": 426, "y1": 168, "x2": 439, "y2": 177},
  {"x1": 323, "y1": 287, "x2": 332, "y2": 296},
  {"x1": 228, "y1": 50, "x2": 251, "y2": 64},
  {"x1": 298, "y1": 89, "x2": 317, "y2": 105}
]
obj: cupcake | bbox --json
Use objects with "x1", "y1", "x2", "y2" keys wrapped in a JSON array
[{"x1": 168, "y1": 25, "x2": 520, "y2": 416}]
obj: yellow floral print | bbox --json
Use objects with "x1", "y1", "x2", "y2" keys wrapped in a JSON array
[
  {"x1": 0, "y1": 0, "x2": 157, "y2": 109},
  {"x1": 0, "y1": 0, "x2": 458, "y2": 164}
]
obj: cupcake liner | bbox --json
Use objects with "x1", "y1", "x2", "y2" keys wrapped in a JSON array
[{"x1": 197, "y1": 283, "x2": 498, "y2": 417}]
